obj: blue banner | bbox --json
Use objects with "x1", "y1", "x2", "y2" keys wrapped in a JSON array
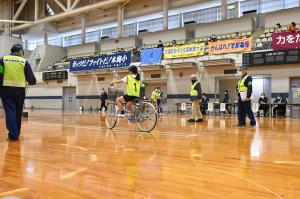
[
  {"x1": 141, "y1": 48, "x2": 163, "y2": 65},
  {"x1": 70, "y1": 52, "x2": 131, "y2": 72}
]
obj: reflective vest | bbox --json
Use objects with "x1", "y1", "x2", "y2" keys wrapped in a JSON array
[
  {"x1": 126, "y1": 75, "x2": 140, "y2": 97},
  {"x1": 237, "y1": 75, "x2": 249, "y2": 93},
  {"x1": 3, "y1": 55, "x2": 26, "y2": 88},
  {"x1": 190, "y1": 81, "x2": 200, "y2": 96},
  {"x1": 151, "y1": 91, "x2": 158, "y2": 100}
]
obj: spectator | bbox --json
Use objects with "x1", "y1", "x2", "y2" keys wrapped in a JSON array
[
  {"x1": 157, "y1": 40, "x2": 164, "y2": 48},
  {"x1": 131, "y1": 46, "x2": 141, "y2": 62},
  {"x1": 100, "y1": 88, "x2": 108, "y2": 112},
  {"x1": 288, "y1": 22, "x2": 298, "y2": 32},
  {"x1": 275, "y1": 23, "x2": 282, "y2": 33},
  {"x1": 257, "y1": 93, "x2": 269, "y2": 117},
  {"x1": 235, "y1": 32, "x2": 242, "y2": 39},
  {"x1": 142, "y1": 44, "x2": 148, "y2": 49},
  {"x1": 200, "y1": 93, "x2": 209, "y2": 115},
  {"x1": 210, "y1": 34, "x2": 217, "y2": 42},
  {"x1": 171, "y1": 40, "x2": 177, "y2": 46},
  {"x1": 223, "y1": 90, "x2": 231, "y2": 114},
  {"x1": 272, "y1": 95, "x2": 287, "y2": 117},
  {"x1": 120, "y1": 48, "x2": 125, "y2": 52}
]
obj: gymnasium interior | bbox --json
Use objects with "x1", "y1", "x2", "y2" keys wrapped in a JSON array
[{"x1": 0, "y1": 0, "x2": 300, "y2": 198}]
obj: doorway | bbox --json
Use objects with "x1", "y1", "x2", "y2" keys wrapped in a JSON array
[
  {"x1": 63, "y1": 87, "x2": 76, "y2": 110},
  {"x1": 290, "y1": 77, "x2": 300, "y2": 117},
  {"x1": 218, "y1": 76, "x2": 271, "y2": 103}
]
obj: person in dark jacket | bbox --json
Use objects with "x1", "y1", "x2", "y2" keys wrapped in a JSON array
[
  {"x1": 100, "y1": 88, "x2": 108, "y2": 111},
  {"x1": 257, "y1": 93, "x2": 269, "y2": 117},
  {"x1": 187, "y1": 74, "x2": 203, "y2": 122},
  {"x1": 223, "y1": 90, "x2": 231, "y2": 114},
  {"x1": 273, "y1": 95, "x2": 287, "y2": 117},
  {"x1": 200, "y1": 93, "x2": 209, "y2": 115},
  {"x1": 0, "y1": 44, "x2": 36, "y2": 141},
  {"x1": 236, "y1": 68, "x2": 256, "y2": 127}
]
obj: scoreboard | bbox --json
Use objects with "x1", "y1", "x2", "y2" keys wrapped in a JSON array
[
  {"x1": 42, "y1": 70, "x2": 68, "y2": 81},
  {"x1": 243, "y1": 49, "x2": 300, "y2": 67}
]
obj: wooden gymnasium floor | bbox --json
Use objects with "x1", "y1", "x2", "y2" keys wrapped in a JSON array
[{"x1": 0, "y1": 110, "x2": 299, "y2": 199}]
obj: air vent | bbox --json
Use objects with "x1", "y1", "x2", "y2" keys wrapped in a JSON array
[
  {"x1": 224, "y1": 69, "x2": 237, "y2": 75},
  {"x1": 202, "y1": 58, "x2": 235, "y2": 67},
  {"x1": 98, "y1": 77, "x2": 105, "y2": 81},
  {"x1": 151, "y1": 74, "x2": 161, "y2": 79}
]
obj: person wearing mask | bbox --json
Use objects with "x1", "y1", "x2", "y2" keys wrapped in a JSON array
[
  {"x1": 236, "y1": 68, "x2": 256, "y2": 127},
  {"x1": 273, "y1": 95, "x2": 287, "y2": 117},
  {"x1": 187, "y1": 74, "x2": 203, "y2": 122},
  {"x1": 157, "y1": 40, "x2": 164, "y2": 48},
  {"x1": 257, "y1": 93, "x2": 268, "y2": 117},
  {"x1": 275, "y1": 23, "x2": 282, "y2": 33},
  {"x1": 200, "y1": 93, "x2": 209, "y2": 115},
  {"x1": 0, "y1": 44, "x2": 37, "y2": 141},
  {"x1": 100, "y1": 88, "x2": 108, "y2": 112},
  {"x1": 288, "y1": 22, "x2": 298, "y2": 32},
  {"x1": 111, "y1": 65, "x2": 141, "y2": 117},
  {"x1": 223, "y1": 90, "x2": 231, "y2": 114}
]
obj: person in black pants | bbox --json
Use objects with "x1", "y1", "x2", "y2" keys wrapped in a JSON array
[
  {"x1": 223, "y1": 90, "x2": 231, "y2": 114},
  {"x1": 273, "y1": 95, "x2": 287, "y2": 117},
  {"x1": 257, "y1": 93, "x2": 269, "y2": 117},
  {"x1": 100, "y1": 88, "x2": 108, "y2": 111},
  {"x1": 236, "y1": 68, "x2": 256, "y2": 127}
]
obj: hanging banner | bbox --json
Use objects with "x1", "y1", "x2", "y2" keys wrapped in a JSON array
[
  {"x1": 69, "y1": 52, "x2": 131, "y2": 72},
  {"x1": 208, "y1": 37, "x2": 252, "y2": 55},
  {"x1": 141, "y1": 47, "x2": 163, "y2": 64},
  {"x1": 272, "y1": 30, "x2": 300, "y2": 51},
  {"x1": 163, "y1": 43, "x2": 206, "y2": 59}
]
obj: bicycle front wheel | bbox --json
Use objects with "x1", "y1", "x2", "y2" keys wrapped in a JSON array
[
  {"x1": 136, "y1": 102, "x2": 158, "y2": 132},
  {"x1": 105, "y1": 102, "x2": 118, "y2": 129}
]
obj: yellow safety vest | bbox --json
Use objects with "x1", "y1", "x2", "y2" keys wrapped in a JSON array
[
  {"x1": 237, "y1": 75, "x2": 249, "y2": 93},
  {"x1": 3, "y1": 55, "x2": 26, "y2": 88},
  {"x1": 190, "y1": 81, "x2": 200, "y2": 96},
  {"x1": 151, "y1": 91, "x2": 157, "y2": 100},
  {"x1": 126, "y1": 75, "x2": 140, "y2": 97}
]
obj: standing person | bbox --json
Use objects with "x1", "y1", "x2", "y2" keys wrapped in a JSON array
[
  {"x1": 223, "y1": 90, "x2": 231, "y2": 114},
  {"x1": 100, "y1": 88, "x2": 108, "y2": 112},
  {"x1": 236, "y1": 68, "x2": 256, "y2": 127},
  {"x1": 187, "y1": 74, "x2": 203, "y2": 122},
  {"x1": 156, "y1": 88, "x2": 162, "y2": 114},
  {"x1": 257, "y1": 93, "x2": 268, "y2": 117},
  {"x1": 0, "y1": 44, "x2": 36, "y2": 141},
  {"x1": 151, "y1": 88, "x2": 159, "y2": 107}
]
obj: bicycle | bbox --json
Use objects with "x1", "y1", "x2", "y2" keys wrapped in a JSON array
[
  {"x1": 151, "y1": 99, "x2": 168, "y2": 116},
  {"x1": 105, "y1": 87, "x2": 158, "y2": 132},
  {"x1": 157, "y1": 100, "x2": 168, "y2": 116}
]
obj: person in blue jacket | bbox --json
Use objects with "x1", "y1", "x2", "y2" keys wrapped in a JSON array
[{"x1": 0, "y1": 44, "x2": 36, "y2": 141}]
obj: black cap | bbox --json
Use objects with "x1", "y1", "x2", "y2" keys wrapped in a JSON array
[{"x1": 11, "y1": 44, "x2": 24, "y2": 53}]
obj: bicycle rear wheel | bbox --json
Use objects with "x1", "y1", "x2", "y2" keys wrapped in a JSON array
[
  {"x1": 135, "y1": 102, "x2": 158, "y2": 132},
  {"x1": 105, "y1": 102, "x2": 118, "y2": 129}
]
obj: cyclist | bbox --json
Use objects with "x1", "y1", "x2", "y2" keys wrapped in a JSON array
[{"x1": 111, "y1": 65, "x2": 141, "y2": 117}]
